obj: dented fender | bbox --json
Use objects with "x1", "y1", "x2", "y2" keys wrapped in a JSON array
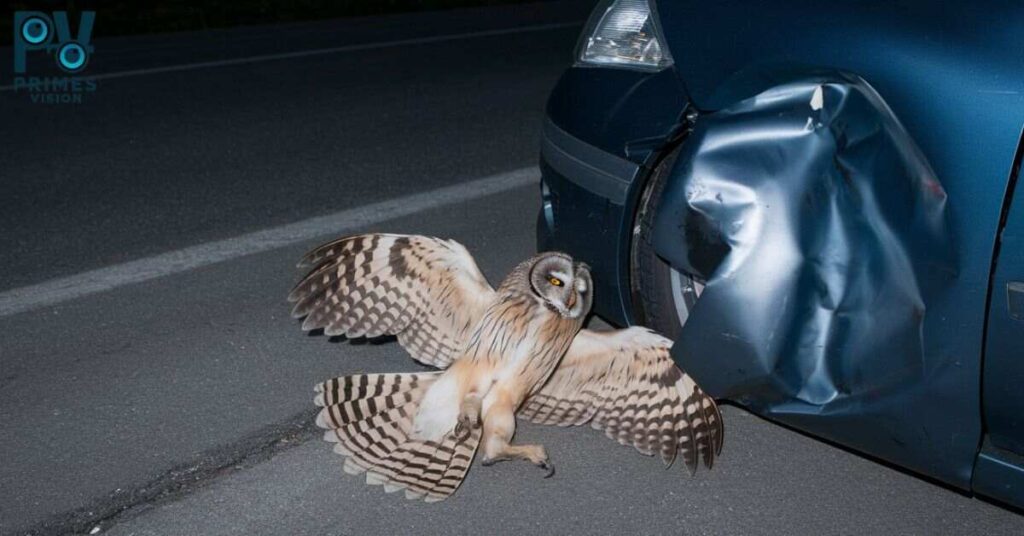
[{"x1": 650, "y1": 74, "x2": 976, "y2": 486}]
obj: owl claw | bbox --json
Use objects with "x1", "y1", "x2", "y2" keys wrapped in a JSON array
[
  {"x1": 453, "y1": 420, "x2": 470, "y2": 442},
  {"x1": 454, "y1": 413, "x2": 479, "y2": 442},
  {"x1": 454, "y1": 393, "x2": 482, "y2": 441},
  {"x1": 481, "y1": 451, "x2": 554, "y2": 477}
]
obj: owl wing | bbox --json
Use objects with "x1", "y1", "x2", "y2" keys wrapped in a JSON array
[
  {"x1": 520, "y1": 326, "x2": 723, "y2": 473},
  {"x1": 289, "y1": 234, "x2": 495, "y2": 368}
]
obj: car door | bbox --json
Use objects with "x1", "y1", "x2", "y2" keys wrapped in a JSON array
[{"x1": 975, "y1": 133, "x2": 1024, "y2": 508}]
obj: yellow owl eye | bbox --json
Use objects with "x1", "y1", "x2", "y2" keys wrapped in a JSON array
[{"x1": 548, "y1": 277, "x2": 563, "y2": 286}]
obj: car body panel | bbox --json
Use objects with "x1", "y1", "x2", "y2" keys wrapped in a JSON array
[
  {"x1": 545, "y1": 67, "x2": 690, "y2": 165},
  {"x1": 981, "y1": 133, "x2": 1024, "y2": 456},
  {"x1": 649, "y1": 74, "x2": 969, "y2": 487},
  {"x1": 974, "y1": 439, "x2": 1024, "y2": 510},
  {"x1": 650, "y1": 0, "x2": 1024, "y2": 493},
  {"x1": 538, "y1": 67, "x2": 690, "y2": 323}
]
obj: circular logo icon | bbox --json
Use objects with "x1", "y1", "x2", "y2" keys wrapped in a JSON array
[
  {"x1": 21, "y1": 16, "x2": 50, "y2": 45},
  {"x1": 57, "y1": 42, "x2": 89, "y2": 73}
]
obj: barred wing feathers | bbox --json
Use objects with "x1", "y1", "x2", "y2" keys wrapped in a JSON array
[
  {"x1": 315, "y1": 372, "x2": 481, "y2": 502},
  {"x1": 290, "y1": 234, "x2": 495, "y2": 368},
  {"x1": 520, "y1": 327, "x2": 723, "y2": 473}
]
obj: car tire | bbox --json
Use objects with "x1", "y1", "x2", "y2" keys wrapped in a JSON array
[{"x1": 630, "y1": 146, "x2": 702, "y2": 340}]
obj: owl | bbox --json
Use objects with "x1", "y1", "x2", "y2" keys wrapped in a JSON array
[{"x1": 288, "y1": 234, "x2": 723, "y2": 502}]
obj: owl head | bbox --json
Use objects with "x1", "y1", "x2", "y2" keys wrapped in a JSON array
[{"x1": 528, "y1": 252, "x2": 593, "y2": 319}]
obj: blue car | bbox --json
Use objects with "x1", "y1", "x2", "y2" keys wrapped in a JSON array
[{"x1": 537, "y1": 0, "x2": 1024, "y2": 508}]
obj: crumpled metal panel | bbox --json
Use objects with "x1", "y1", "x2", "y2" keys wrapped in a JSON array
[{"x1": 652, "y1": 74, "x2": 969, "y2": 483}]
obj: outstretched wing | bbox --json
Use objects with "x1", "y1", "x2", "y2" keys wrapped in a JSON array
[
  {"x1": 314, "y1": 372, "x2": 481, "y2": 502},
  {"x1": 289, "y1": 234, "x2": 495, "y2": 368},
  {"x1": 520, "y1": 327, "x2": 723, "y2": 473}
]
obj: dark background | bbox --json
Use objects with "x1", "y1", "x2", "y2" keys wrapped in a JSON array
[{"x1": 3, "y1": 0, "x2": 545, "y2": 39}]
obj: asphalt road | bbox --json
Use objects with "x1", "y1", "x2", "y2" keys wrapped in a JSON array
[{"x1": 1, "y1": 3, "x2": 1023, "y2": 535}]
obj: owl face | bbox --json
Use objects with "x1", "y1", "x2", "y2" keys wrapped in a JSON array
[{"x1": 528, "y1": 253, "x2": 593, "y2": 319}]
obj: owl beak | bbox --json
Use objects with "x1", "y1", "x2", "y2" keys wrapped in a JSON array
[{"x1": 566, "y1": 291, "x2": 577, "y2": 310}]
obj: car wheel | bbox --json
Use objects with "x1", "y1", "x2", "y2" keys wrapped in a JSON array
[{"x1": 630, "y1": 147, "x2": 703, "y2": 340}]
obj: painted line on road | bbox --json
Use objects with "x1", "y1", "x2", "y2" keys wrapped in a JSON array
[
  {"x1": 0, "y1": 22, "x2": 580, "y2": 91},
  {"x1": 0, "y1": 167, "x2": 538, "y2": 317}
]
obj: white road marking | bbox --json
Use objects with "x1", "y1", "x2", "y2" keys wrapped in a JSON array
[
  {"x1": 0, "y1": 167, "x2": 538, "y2": 317},
  {"x1": 0, "y1": 22, "x2": 579, "y2": 91}
]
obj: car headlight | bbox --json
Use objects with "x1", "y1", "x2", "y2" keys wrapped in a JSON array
[{"x1": 578, "y1": 0, "x2": 672, "y2": 70}]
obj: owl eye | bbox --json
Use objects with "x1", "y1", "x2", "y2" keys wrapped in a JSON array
[{"x1": 548, "y1": 276, "x2": 563, "y2": 287}]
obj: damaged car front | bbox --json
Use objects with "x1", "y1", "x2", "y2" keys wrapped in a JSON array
[{"x1": 537, "y1": 0, "x2": 1024, "y2": 508}]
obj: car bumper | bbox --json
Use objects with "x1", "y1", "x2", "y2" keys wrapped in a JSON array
[
  {"x1": 535, "y1": 65, "x2": 690, "y2": 325},
  {"x1": 536, "y1": 117, "x2": 642, "y2": 325}
]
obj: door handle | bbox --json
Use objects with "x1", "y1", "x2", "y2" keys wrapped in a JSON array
[{"x1": 1009, "y1": 281, "x2": 1024, "y2": 322}]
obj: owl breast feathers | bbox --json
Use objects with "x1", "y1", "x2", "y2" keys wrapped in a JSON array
[{"x1": 290, "y1": 233, "x2": 723, "y2": 502}]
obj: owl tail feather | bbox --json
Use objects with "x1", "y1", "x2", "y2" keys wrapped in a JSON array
[{"x1": 314, "y1": 372, "x2": 481, "y2": 502}]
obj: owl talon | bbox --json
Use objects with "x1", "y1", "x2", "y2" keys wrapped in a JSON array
[
  {"x1": 454, "y1": 393, "x2": 482, "y2": 442},
  {"x1": 538, "y1": 460, "x2": 556, "y2": 478},
  {"x1": 453, "y1": 419, "x2": 476, "y2": 442},
  {"x1": 454, "y1": 414, "x2": 480, "y2": 443}
]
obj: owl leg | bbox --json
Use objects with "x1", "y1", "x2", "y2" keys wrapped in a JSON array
[{"x1": 479, "y1": 387, "x2": 554, "y2": 477}]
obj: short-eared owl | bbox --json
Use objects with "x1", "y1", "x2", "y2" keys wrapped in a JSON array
[{"x1": 288, "y1": 233, "x2": 723, "y2": 502}]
